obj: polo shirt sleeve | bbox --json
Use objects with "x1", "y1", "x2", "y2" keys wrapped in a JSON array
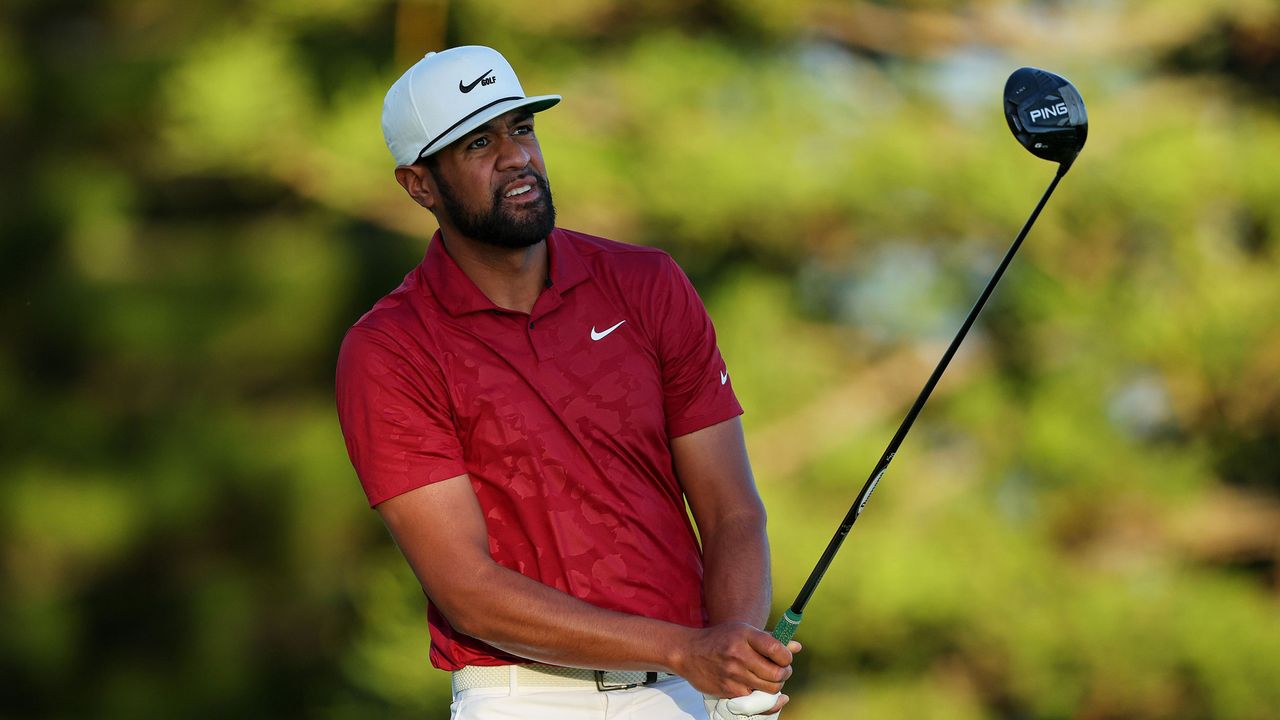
[
  {"x1": 335, "y1": 326, "x2": 467, "y2": 507},
  {"x1": 654, "y1": 255, "x2": 744, "y2": 438}
]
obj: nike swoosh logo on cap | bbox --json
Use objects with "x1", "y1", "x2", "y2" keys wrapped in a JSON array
[
  {"x1": 459, "y1": 69, "x2": 494, "y2": 93},
  {"x1": 590, "y1": 320, "x2": 626, "y2": 341}
]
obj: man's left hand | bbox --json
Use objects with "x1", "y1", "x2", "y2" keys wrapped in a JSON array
[{"x1": 704, "y1": 689, "x2": 785, "y2": 719}]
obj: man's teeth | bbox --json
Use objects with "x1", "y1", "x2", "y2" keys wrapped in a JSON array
[{"x1": 505, "y1": 184, "x2": 533, "y2": 198}]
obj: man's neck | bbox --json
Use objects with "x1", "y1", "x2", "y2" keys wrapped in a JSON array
[{"x1": 438, "y1": 229, "x2": 549, "y2": 314}]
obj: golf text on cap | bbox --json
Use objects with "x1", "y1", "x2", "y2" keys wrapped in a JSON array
[
  {"x1": 1029, "y1": 101, "x2": 1069, "y2": 124},
  {"x1": 460, "y1": 69, "x2": 496, "y2": 93}
]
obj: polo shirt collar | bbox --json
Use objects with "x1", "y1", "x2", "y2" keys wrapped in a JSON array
[{"x1": 421, "y1": 228, "x2": 590, "y2": 317}]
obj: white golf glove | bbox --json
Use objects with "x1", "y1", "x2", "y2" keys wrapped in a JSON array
[{"x1": 703, "y1": 689, "x2": 782, "y2": 720}]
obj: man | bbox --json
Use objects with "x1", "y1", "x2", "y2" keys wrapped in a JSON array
[{"x1": 336, "y1": 45, "x2": 798, "y2": 720}]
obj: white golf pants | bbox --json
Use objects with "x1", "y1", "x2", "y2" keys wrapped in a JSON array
[{"x1": 449, "y1": 674, "x2": 707, "y2": 719}]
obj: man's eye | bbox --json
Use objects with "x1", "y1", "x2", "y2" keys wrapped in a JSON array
[
  {"x1": 513, "y1": 125, "x2": 533, "y2": 135},
  {"x1": 468, "y1": 137, "x2": 489, "y2": 150}
]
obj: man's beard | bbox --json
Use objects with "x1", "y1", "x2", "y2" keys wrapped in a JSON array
[{"x1": 435, "y1": 170, "x2": 556, "y2": 249}]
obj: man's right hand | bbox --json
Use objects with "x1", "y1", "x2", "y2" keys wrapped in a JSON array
[{"x1": 673, "y1": 622, "x2": 797, "y2": 699}]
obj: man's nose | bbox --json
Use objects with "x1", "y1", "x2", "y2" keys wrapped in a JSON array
[{"x1": 495, "y1": 134, "x2": 532, "y2": 171}]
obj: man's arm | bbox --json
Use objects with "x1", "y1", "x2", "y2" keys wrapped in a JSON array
[
  {"x1": 376, "y1": 473, "x2": 793, "y2": 699},
  {"x1": 674, "y1": 415, "x2": 800, "y2": 713},
  {"x1": 673, "y1": 416, "x2": 772, "y2": 627}
]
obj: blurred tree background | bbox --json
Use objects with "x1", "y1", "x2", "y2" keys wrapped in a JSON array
[{"x1": 2, "y1": 0, "x2": 1278, "y2": 717}]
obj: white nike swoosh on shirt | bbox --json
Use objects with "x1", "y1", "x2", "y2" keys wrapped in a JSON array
[
  {"x1": 590, "y1": 320, "x2": 626, "y2": 341},
  {"x1": 720, "y1": 371, "x2": 729, "y2": 385}
]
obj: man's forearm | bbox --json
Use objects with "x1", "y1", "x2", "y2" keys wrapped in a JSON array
[
  {"x1": 670, "y1": 418, "x2": 774, "y2": 630},
  {"x1": 379, "y1": 479, "x2": 703, "y2": 673},
  {"x1": 440, "y1": 558, "x2": 695, "y2": 672},
  {"x1": 700, "y1": 511, "x2": 772, "y2": 628}
]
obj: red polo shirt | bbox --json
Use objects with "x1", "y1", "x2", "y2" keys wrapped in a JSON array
[{"x1": 335, "y1": 227, "x2": 742, "y2": 671}]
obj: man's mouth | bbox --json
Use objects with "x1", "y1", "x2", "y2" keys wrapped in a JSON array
[{"x1": 504, "y1": 184, "x2": 533, "y2": 198}]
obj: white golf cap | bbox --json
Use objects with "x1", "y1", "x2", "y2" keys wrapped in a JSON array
[{"x1": 381, "y1": 45, "x2": 561, "y2": 166}]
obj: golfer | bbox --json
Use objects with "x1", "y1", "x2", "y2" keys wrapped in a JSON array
[{"x1": 336, "y1": 45, "x2": 798, "y2": 720}]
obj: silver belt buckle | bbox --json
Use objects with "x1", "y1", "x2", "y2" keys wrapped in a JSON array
[{"x1": 593, "y1": 670, "x2": 658, "y2": 691}]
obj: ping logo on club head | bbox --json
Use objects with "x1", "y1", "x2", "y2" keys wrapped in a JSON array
[{"x1": 1029, "y1": 101, "x2": 1070, "y2": 124}]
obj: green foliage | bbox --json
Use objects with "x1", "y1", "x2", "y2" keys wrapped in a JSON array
[{"x1": 2, "y1": 1, "x2": 1278, "y2": 718}]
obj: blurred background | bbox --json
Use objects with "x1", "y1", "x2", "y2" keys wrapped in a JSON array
[{"x1": 3, "y1": 0, "x2": 1279, "y2": 717}]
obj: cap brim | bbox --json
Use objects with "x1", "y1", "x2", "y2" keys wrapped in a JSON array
[{"x1": 413, "y1": 94, "x2": 562, "y2": 163}]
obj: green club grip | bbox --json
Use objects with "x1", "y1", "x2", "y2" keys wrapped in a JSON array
[{"x1": 771, "y1": 608, "x2": 803, "y2": 644}]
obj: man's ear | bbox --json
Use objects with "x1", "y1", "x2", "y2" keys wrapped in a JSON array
[{"x1": 394, "y1": 164, "x2": 438, "y2": 211}]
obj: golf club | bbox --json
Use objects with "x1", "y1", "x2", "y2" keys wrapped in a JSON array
[{"x1": 769, "y1": 67, "x2": 1088, "y2": 645}]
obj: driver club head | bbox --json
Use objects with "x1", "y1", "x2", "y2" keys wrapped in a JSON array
[{"x1": 1004, "y1": 67, "x2": 1088, "y2": 167}]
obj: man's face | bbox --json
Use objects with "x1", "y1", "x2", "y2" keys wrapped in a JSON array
[{"x1": 423, "y1": 110, "x2": 555, "y2": 249}]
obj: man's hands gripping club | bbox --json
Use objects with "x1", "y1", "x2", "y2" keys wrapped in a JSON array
[
  {"x1": 673, "y1": 622, "x2": 801, "y2": 717},
  {"x1": 675, "y1": 622, "x2": 797, "y2": 699}
]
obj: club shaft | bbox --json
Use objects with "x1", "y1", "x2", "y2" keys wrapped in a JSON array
[{"x1": 782, "y1": 164, "x2": 1070, "y2": 620}]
